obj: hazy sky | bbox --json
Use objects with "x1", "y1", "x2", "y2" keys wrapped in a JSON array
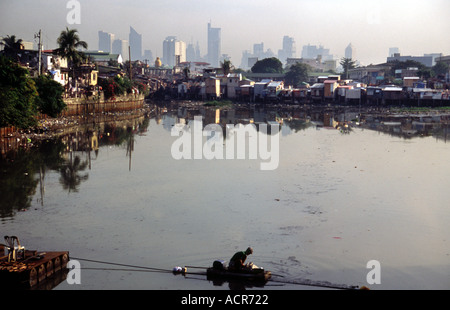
[{"x1": 1, "y1": 0, "x2": 449, "y2": 66}]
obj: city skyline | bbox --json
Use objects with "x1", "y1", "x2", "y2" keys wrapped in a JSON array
[{"x1": 1, "y1": 0, "x2": 449, "y2": 67}]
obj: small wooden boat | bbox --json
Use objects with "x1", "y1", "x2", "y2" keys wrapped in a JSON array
[{"x1": 206, "y1": 260, "x2": 271, "y2": 283}]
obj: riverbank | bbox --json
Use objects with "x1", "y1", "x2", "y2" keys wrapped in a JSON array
[
  {"x1": 1, "y1": 106, "x2": 153, "y2": 159},
  {"x1": 3, "y1": 100, "x2": 450, "y2": 159}
]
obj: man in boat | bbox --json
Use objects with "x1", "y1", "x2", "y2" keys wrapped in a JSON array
[{"x1": 228, "y1": 247, "x2": 253, "y2": 271}]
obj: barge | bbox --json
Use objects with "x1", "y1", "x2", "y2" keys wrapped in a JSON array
[{"x1": 1, "y1": 236, "x2": 69, "y2": 289}]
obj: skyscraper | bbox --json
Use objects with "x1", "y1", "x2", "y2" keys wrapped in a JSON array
[
  {"x1": 112, "y1": 39, "x2": 129, "y2": 59},
  {"x1": 301, "y1": 44, "x2": 332, "y2": 60},
  {"x1": 163, "y1": 36, "x2": 186, "y2": 68},
  {"x1": 186, "y1": 41, "x2": 202, "y2": 62},
  {"x1": 278, "y1": 36, "x2": 296, "y2": 64},
  {"x1": 207, "y1": 22, "x2": 221, "y2": 68},
  {"x1": 345, "y1": 43, "x2": 355, "y2": 59},
  {"x1": 129, "y1": 26, "x2": 142, "y2": 61},
  {"x1": 98, "y1": 31, "x2": 115, "y2": 53}
]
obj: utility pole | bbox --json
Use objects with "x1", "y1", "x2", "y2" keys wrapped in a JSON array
[
  {"x1": 129, "y1": 45, "x2": 132, "y2": 80},
  {"x1": 35, "y1": 29, "x2": 42, "y2": 76}
]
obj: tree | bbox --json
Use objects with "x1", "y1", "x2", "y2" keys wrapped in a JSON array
[
  {"x1": 285, "y1": 63, "x2": 310, "y2": 87},
  {"x1": 54, "y1": 28, "x2": 88, "y2": 87},
  {"x1": 221, "y1": 59, "x2": 234, "y2": 75},
  {"x1": 432, "y1": 61, "x2": 449, "y2": 77},
  {"x1": 183, "y1": 66, "x2": 190, "y2": 81},
  {"x1": 59, "y1": 154, "x2": 89, "y2": 193},
  {"x1": 340, "y1": 58, "x2": 356, "y2": 79},
  {"x1": 251, "y1": 57, "x2": 283, "y2": 74},
  {"x1": 417, "y1": 67, "x2": 432, "y2": 80},
  {"x1": 33, "y1": 75, "x2": 66, "y2": 117},
  {"x1": 1, "y1": 35, "x2": 24, "y2": 60},
  {"x1": 0, "y1": 56, "x2": 38, "y2": 129}
]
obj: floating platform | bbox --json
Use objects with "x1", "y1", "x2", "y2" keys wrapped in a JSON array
[
  {"x1": 206, "y1": 267, "x2": 271, "y2": 283},
  {"x1": 0, "y1": 244, "x2": 69, "y2": 289}
]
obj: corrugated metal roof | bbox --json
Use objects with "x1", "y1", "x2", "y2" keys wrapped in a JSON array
[
  {"x1": 383, "y1": 87, "x2": 403, "y2": 92},
  {"x1": 311, "y1": 83, "x2": 324, "y2": 88}
]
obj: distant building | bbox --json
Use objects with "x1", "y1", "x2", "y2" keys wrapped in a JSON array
[
  {"x1": 179, "y1": 61, "x2": 210, "y2": 77},
  {"x1": 254, "y1": 43, "x2": 264, "y2": 58},
  {"x1": 207, "y1": 22, "x2": 221, "y2": 68},
  {"x1": 143, "y1": 50, "x2": 154, "y2": 65},
  {"x1": 21, "y1": 41, "x2": 34, "y2": 50},
  {"x1": 387, "y1": 53, "x2": 438, "y2": 67},
  {"x1": 186, "y1": 41, "x2": 202, "y2": 62},
  {"x1": 424, "y1": 53, "x2": 444, "y2": 66},
  {"x1": 248, "y1": 57, "x2": 258, "y2": 69},
  {"x1": 301, "y1": 44, "x2": 333, "y2": 61},
  {"x1": 389, "y1": 47, "x2": 400, "y2": 57},
  {"x1": 98, "y1": 31, "x2": 114, "y2": 53},
  {"x1": 129, "y1": 26, "x2": 142, "y2": 61},
  {"x1": 348, "y1": 64, "x2": 391, "y2": 85},
  {"x1": 112, "y1": 39, "x2": 128, "y2": 60},
  {"x1": 84, "y1": 51, "x2": 123, "y2": 66},
  {"x1": 240, "y1": 42, "x2": 277, "y2": 70},
  {"x1": 163, "y1": 36, "x2": 186, "y2": 68},
  {"x1": 278, "y1": 36, "x2": 296, "y2": 65},
  {"x1": 345, "y1": 43, "x2": 354, "y2": 59}
]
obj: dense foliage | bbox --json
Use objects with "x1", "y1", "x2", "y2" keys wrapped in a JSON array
[
  {"x1": 0, "y1": 56, "x2": 38, "y2": 128},
  {"x1": 0, "y1": 56, "x2": 68, "y2": 128},
  {"x1": 251, "y1": 57, "x2": 283, "y2": 74},
  {"x1": 285, "y1": 63, "x2": 310, "y2": 87},
  {"x1": 33, "y1": 75, "x2": 66, "y2": 117}
]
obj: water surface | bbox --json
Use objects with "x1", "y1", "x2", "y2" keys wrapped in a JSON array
[{"x1": 1, "y1": 105, "x2": 449, "y2": 290}]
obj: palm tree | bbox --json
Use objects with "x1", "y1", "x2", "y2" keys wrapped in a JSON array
[
  {"x1": 54, "y1": 28, "x2": 88, "y2": 88},
  {"x1": 221, "y1": 59, "x2": 233, "y2": 75},
  {"x1": 1, "y1": 35, "x2": 24, "y2": 60},
  {"x1": 340, "y1": 57, "x2": 356, "y2": 79},
  {"x1": 59, "y1": 154, "x2": 89, "y2": 193}
]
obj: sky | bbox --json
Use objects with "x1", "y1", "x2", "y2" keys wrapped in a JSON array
[{"x1": 1, "y1": 0, "x2": 450, "y2": 67}]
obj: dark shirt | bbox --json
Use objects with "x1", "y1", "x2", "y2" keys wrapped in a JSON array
[{"x1": 230, "y1": 251, "x2": 247, "y2": 268}]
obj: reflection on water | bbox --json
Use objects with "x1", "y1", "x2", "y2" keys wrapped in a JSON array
[
  {"x1": 1, "y1": 102, "x2": 450, "y2": 290},
  {"x1": 0, "y1": 113, "x2": 149, "y2": 219},
  {"x1": 2, "y1": 103, "x2": 450, "y2": 220}
]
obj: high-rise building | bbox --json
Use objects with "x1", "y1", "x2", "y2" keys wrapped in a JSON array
[
  {"x1": 112, "y1": 39, "x2": 129, "y2": 59},
  {"x1": 186, "y1": 43, "x2": 196, "y2": 62},
  {"x1": 253, "y1": 43, "x2": 264, "y2": 58},
  {"x1": 278, "y1": 36, "x2": 296, "y2": 64},
  {"x1": 240, "y1": 42, "x2": 278, "y2": 70},
  {"x1": 207, "y1": 22, "x2": 221, "y2": 67},
  {"x1": 301, "y1": 44, "x2": 333, "y2": 60},
  {"x1": 98, "y1": 31, "x2": 115, "y2": 53},
  {"x1": 129, "y1": 26, "x2": 142, "y2": 61},
  {"x1": 163, "y1": 36, "x2": 186, "y2": 68},
  {"x1": 186, "y1": 42, "x2": 202, "y2": 62},
  {"x1": 345, "y1": 43, "x2": 354, "y2": 59}
]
